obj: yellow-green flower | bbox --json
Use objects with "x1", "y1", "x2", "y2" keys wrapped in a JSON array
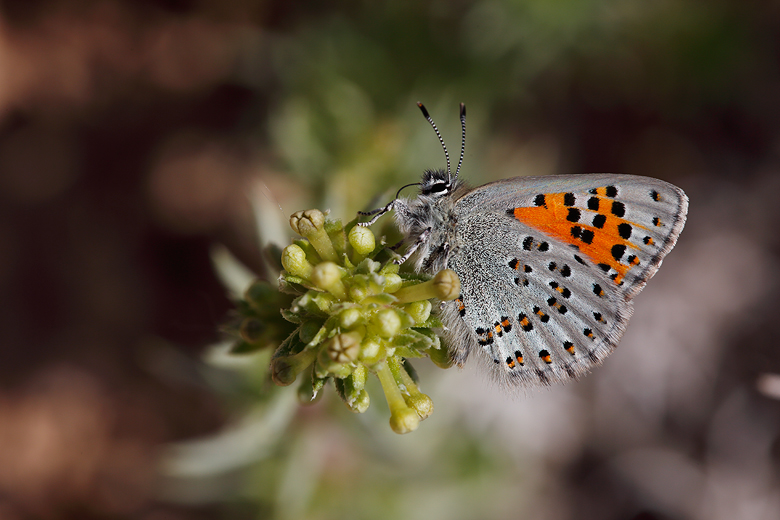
[{"x1": 227, "y1": 208, "x2": 460, "y2": 434}]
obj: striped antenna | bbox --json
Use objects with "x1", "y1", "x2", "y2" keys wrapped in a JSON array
[
  {"x1": 417, "y1": 102, "x2": 451, "y2": 179},
  {"x1": 455, "y1": 103, "x2": 466, "y2": 179}
]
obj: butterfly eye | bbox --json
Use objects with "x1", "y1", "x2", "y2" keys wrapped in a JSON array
[{"x1": 424, "y1": 182, "x2": 450, "y2": 195}]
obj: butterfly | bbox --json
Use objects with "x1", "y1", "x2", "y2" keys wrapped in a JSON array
[{"x1": 360, "y1": 103, "x2": 688, "y2": 387}]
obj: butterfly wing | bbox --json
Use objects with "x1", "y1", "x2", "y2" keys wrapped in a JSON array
[{"x1": 440, "y1": 174, "x2": 688, "y2": 387}]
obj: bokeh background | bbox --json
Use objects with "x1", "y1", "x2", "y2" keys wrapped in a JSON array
[{"x1": 2, "y1": 0, "x2": 780, "y2": 519}]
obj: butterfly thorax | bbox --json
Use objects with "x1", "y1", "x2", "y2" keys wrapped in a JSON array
[{"x1": 393, "y1": 169, "x2": 470, "y2": 272}]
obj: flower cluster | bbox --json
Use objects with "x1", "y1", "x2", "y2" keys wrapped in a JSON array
[{"x1": 229, "y1": 209, "x2": 459, "y2": 434}]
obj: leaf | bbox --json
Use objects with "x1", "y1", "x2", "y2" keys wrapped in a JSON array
[
  {"x1": 281, "y1": 309, "x2": 303, "y2": 324},
  {"x1": 271, "y1": 329, "x2": 305, "y2": 360},
  {"x1": 391, "y1": 328, "x2": 439, "y2": 353}
]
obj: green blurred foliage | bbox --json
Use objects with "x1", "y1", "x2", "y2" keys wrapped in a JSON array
[{"x1": 267, "y1": 0, "x2": 761, "y2": 206}]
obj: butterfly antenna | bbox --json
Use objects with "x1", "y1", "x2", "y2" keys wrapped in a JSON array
[
  {"x1": 417, "y1": 102, "x2": 451, "y2": 181},
  {"x1": 356, "y1": 181, "x2": 421, "y2": 226},
  {"x1": 395, "y1": 182, "x2": 421, "y2": 199},
  {"x1": 455, "y1": 103, "x2": 466, "y2": 179}
]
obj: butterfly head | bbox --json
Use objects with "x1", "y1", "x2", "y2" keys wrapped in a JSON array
[
  {"x1": 419, "y1": 168, "x2": 455, "y2": 198},
  {"x1": 357, "y1": 103, "x2": 466, "y2": 229}
]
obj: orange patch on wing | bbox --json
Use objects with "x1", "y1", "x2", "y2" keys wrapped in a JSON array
[{"x1": 511, "y1": 192, "x2": 640, "y2": 284}]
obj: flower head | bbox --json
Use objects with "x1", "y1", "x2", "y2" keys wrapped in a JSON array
[{"x1": 228, "y1": 208, "x2": 459, "y2": 434}]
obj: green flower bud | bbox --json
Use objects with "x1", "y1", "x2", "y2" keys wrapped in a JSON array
[
  {"x1": 428, "y1": 345, "x2": 454, "y2": 368},
  {"x1": 289, "y1": 209, "x2": 324, "y2": 235},
  {"x1": 359, "y1": 338, "x2": 384, "y2": 365},
  {"x1": 339, "y1": 308, "x2": 363, "y2": 329},
  {"x1": 311, "y1": 262, "x2": 347, "y2": 300},
  {"x1": 351, "y1": 362, "x2": 368, "y2": 392},
  {"x1": 404, "y1": 300, "x2": 431, "y2": 325},
  {"x1": 271, "y1": 358, "x2": 296, "y2": 386},
  {"x1": 315, "y1": 346, "x2": 352, "y2": 379},
  {"x1": 383, "y1": 273, "x2": 403, "y2": 293},
  {"x1": 334, "y1": 365, "x2": 370, "y2": 413},
  {"x1": 392, "y1": 269, "x2": 461, "y2": 303},
  {"x1": 271, "y1": 349, "x2": 316, "y2": 386},
  {"x1": 239, "y1": 318, "x2": 265, "y2": 343},
  {"x1": 372, "y1": 309, "x2": 402, "y2": 338},
  {"x1": 405, "y1": 393, "x2": 433, "y2": 420},
  {"x1": 348, "y1": 225, "x2": 376, "y2": 257},
  {"x1": 328, "y1": 332, "x2": 361, "y2": 363},
  {"x1": 350, "y1": 389, "x2": 370, "y2": 413},
  {"x1": 388, "y1": 357, "x2": 433, "y2": 421},
  {"x1": 432, "y1": 269, "x2": 461, "y2": 301},
  {"x1": 389, "y1": 406, "x2": 420, "y2": 434},
  {"x1": 290, "y1": 209, "x2": 338, "y2": 262},
  {"x1": 376, "y1": 360, "x2": 419, "y2": 434},
  {"x1": 281, "y1": 244, "x2": 314, "y2": 279},
  {"x1": 349, "y1": 284, "x2": 369, "y2": 302}
]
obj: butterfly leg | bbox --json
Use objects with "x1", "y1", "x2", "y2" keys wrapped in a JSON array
[
  {"x1": 388, "y1": 237, "x2": 407, "y2": 251},
  {"x1": 357, "y1": 200, "x2": 396, "y2": 227},
  {"x1": 395, "y1": 227, "x2": 431, "y2": 264},
  {"x1": 423, "y1": 242, "x2": 450, "y2": 271}
]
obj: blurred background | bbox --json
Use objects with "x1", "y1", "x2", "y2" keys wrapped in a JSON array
[{"x1": 1, "y1": 0, "x2": 780, "y2": 519}]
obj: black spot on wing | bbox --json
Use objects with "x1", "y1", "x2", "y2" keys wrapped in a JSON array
[
  {"x1": 580, "y1": 229, "x2": 594, "y2": 244},
  {"x1": 617, "y1": 223, "x2": 632, "y2": 239}
]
